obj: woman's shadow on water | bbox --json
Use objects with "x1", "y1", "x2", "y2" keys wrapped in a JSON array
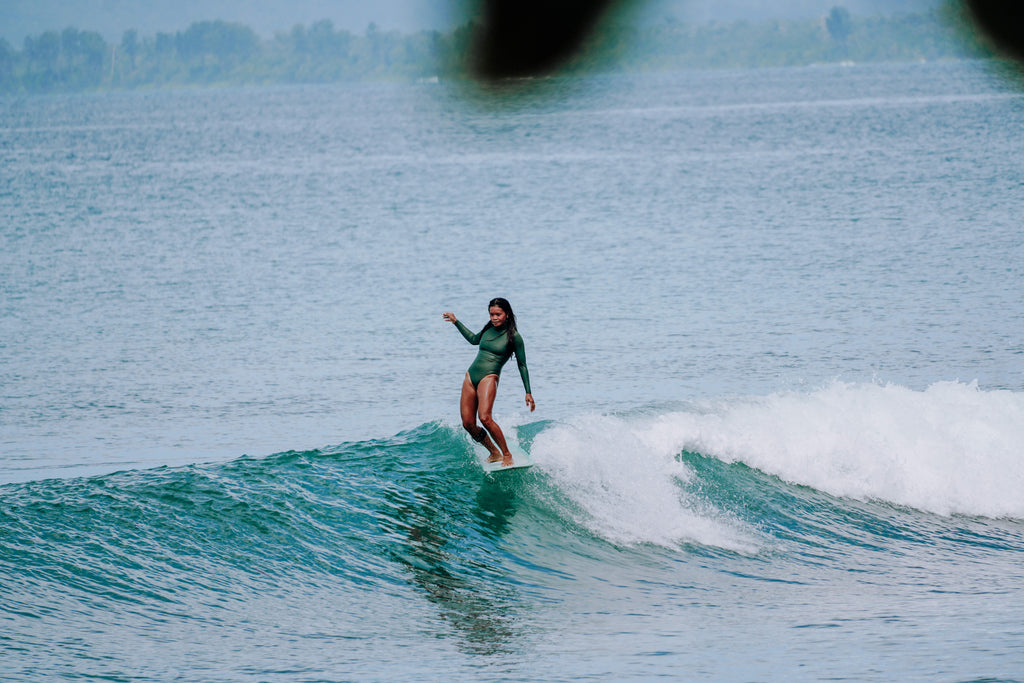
[
  {"x1": 386, "y1": 470, "x2": 527, "y2": 656},
  {"x1": 473, "y1": 475, "x2": 520, "y2": 537}
]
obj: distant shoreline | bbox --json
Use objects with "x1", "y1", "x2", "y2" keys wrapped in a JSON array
[{"x1": 0, "y1": 8, "x2": 997, "y2": 95}]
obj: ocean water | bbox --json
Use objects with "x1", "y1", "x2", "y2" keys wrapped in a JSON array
[{"x1": 2, "y1": 60, "x2": 1024, "y2": 680}]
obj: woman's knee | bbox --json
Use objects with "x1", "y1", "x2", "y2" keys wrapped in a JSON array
[{"x1": 463, "y1": 421, "x2": 486, "y2": 440}]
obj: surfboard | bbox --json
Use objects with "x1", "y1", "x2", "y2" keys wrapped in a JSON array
[{"x1": 480, "y1": 442, "x2": 533, "y2": 472}]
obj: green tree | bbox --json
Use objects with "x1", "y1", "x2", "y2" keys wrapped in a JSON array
[
  {"x1": 936, "y1": 0, "x2": 996, "y2": 58},
  {"x1": 289, "y1": 24, "x2": 308, "y2": 54},
  {"x1": 309, "y1": 19, "x2": 350, "y2": 59},
  {"x1": 175, "y1": 20, "x2": 259, "y2": 82},
  {"x1": 24, "y1": 30, "x2": 60, "y2": 70},
  {"x1": 155, "y1": 32, "x2": 175, "y2": 56},
  {"x1": 0, "y1": 38, "x2": 14, "y2": 86},
  {"x1": 176, "y1": 21, "x2": 256, "y2": 61},
  {"x1": 121, "y1": 29, "x2": 139, "y2": 69},
  {"x1": 22, "y1": 30, "x2": 60, "y2": 89},
  {"x1": 826, "y1": 7, "x2": 853, "y2": 45},
  {"x1": 69, "y1": 29, "x2": 107, "y2": 87}
]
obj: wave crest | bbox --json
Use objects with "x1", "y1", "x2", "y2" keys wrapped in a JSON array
[{"x1": 644, "y1": 381, "x2": 1024, "y2": 518}]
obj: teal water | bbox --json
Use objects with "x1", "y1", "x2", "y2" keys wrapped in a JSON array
[
  {"x1": 3, "y1": 420, "x2": 1024, "y2": 680},
  {"x1": 2, "y1": 60, "x2": 1024, "y2": 679}
]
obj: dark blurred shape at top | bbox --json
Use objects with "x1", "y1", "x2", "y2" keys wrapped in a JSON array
[
  {"x1": 460, "y1": 0, "x2": 1024, "y2": 84},
  {"x1": 465, "y1": 0, "x2": 623, "y2": 81},
  {"x1": 965, "y1": 0, "x2": 1024, "y2": 61}
]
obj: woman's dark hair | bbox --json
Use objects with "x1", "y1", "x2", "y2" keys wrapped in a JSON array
[{"x1": 488, "y1": 297, "x2": 517, "y2": 347}]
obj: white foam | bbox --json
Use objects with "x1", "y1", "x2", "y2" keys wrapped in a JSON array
[
  {"x1": 528, "y1": 414, "x2": 759, "y2": 552},
  {"x1": 644, "y1": 381, "x2": 1024, "y2": 519},
  {"x1": 526, "y1": 381, "x2": 1024, "y2": 547}
]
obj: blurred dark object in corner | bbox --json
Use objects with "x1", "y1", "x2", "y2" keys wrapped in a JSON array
[
  {"x1": 467, "y1": 0, "x2": 621, "y2": 80},
  {"x1": 965, "y1": 0, "x2": 1024, "y2": 61},
  {"x1": 462, "y1": 0, "x2": 1024, "y2": 84}
]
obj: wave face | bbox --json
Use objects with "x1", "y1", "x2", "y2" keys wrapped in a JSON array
[
  {"x1": 3, "y1": 383, "x2": 1024, "y2": 679},
  {"x1": 538, "y1": 380, "x2": 1024, "y2": 522}
]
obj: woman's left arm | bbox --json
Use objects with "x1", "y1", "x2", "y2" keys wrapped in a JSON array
[{"x1": 514, "y1": 332, "x2": 535, "y2": 411}]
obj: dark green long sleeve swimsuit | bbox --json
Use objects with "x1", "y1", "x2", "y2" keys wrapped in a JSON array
[{"x1": 454, "y1": 320, "x2": 532, "y2": 394}]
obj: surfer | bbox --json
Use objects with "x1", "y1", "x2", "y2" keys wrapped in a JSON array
[{"x1": 443, "y1": 297, "x2": 535, "y2": 467}]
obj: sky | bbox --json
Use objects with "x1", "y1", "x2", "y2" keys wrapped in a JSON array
[{"x1": 2, "y1": 0, "x2": 944, "y2": 46}]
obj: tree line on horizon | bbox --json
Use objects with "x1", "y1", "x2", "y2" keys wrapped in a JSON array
[{"x1": 0, "y1": 4, "x2": 998, "y2": 95}]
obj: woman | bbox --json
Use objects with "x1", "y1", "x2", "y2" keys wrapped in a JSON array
[{"x1": 442, "y1": 297, "x2": 535, "y2": 467}]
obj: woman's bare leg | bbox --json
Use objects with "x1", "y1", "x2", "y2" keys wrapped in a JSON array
[
  {"x1": 476, "y1": 375, "x2": 513, "y2": 466},
  {"x1": 460, "y1": 373, "x2": 501, "y2": 460}
]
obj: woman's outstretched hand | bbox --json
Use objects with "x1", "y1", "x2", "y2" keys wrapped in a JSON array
[
  {"x1": 525, "y1": 393, "x2": 536, "y2": 412},
  {"x1": 442, "y1": 312, "x2": 457, "y2": 324}
]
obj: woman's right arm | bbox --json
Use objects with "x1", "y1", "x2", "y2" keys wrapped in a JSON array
[{"x1": 442, "y1": 312, "x2": 481, "y2": 344}]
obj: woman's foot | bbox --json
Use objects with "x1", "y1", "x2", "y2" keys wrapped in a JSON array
[
  {"x1": 486, "y1": 449, "x2": 503, "y2": 463},
  {"x1": 501, "y1": 452, "x2": 514, "y2": 467}
]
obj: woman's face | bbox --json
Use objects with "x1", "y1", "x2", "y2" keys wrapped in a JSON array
[{"x1": 489, "y1": 305, "x2": 508, "y2": 328}]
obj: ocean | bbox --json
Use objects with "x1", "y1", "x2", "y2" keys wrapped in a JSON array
[{"x1": 2, "y1": 59, "x2": 1023, "y2": 680}]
